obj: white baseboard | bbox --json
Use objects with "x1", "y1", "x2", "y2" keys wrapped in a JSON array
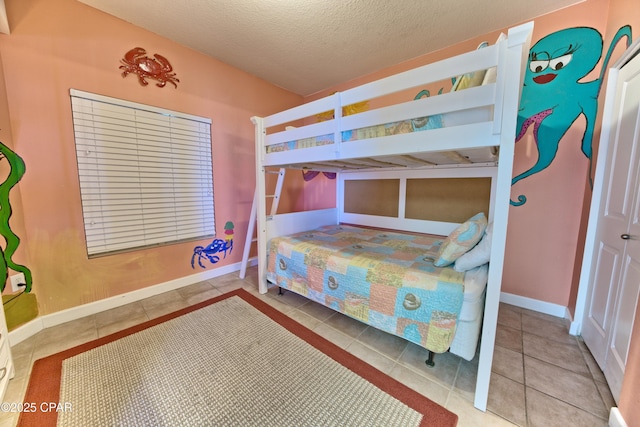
[
  {"x1": 8, "y1": 318, "x2": 44, "y2": 347},
  {"x1": 609, "y1": 407, "x2": 627, "y2": 427},
  {"x1": 569, "y1": 318, "x2": 582, "y2": 336},
  {"x1": 500, "y1": 292, "x2": 568, "y2": 319},
  {"x1": 8, "y1": 258, "x2": 257, "y2": 347}
]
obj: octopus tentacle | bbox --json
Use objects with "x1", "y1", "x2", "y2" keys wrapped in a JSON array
[{"x1": 511, "y1": 109, "x2": 554, "y2": 205}]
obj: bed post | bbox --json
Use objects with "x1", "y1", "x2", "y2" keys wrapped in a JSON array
[
  {"x1": 473, "y1": 21, "x2": 533, "y2": 411},
  {"x1": 251, "y1": 116, "x2": 269, "y2": 294}
]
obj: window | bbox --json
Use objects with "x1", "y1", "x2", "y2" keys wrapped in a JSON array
[{"x1": 71, "y1": 89, "x2": 215, "y2": 257}]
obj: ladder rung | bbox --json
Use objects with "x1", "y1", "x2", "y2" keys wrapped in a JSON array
[
  {"x1": 266, "y1": 195, "x2": 278, "y2": 198},
  {"x1": 266, "y1": 170, "x2": 280, "y2": 174}
]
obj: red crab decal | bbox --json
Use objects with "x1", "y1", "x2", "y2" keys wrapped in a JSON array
[{"x1": 119, "y1": 47, "x2": 179, "y2": 88}]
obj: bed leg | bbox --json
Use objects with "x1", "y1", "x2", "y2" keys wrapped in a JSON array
[
  {"x1": 278, "y1": 287, "x2": 284, "y2": 295},
  {"x1": 425, "y1": 351, "x2": 435, "y2": 368}
]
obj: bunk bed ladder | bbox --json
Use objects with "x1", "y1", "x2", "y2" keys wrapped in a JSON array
[{"x1": 239, "y1": 168, "x2": 286, "y2": 279}]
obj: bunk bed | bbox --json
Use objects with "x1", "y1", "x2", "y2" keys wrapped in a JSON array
[{"x1": 248, "y1": 22, "x2": 533, "y2": 411}]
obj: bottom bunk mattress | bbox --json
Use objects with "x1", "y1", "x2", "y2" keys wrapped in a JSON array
[{"x1": 267, "y1": 224, "x2": 488, "y2": 356}]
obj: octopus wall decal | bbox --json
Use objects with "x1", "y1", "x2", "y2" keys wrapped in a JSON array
[
  {"x1": 512, "y1": 25, "x2": 632, "y2": 206},
  {"x1": 0, "y1": 141, "x2": 32, "y2": 293},
  {"x1": 119, "y1": 47, "x2": 180, "y2": 88}
]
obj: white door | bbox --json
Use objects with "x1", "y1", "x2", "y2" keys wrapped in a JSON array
[{"x1": 581, "y1": 52, "x2": 640, "y2": 402}]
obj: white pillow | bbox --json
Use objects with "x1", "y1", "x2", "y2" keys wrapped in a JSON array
[{"x1": 454, "y1": 222, "x2": 493, "y2": 272}]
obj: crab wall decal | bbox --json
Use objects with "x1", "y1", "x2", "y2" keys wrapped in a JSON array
[{"x1": 119, "y1": 47, "x2": 179, "y2": 88}]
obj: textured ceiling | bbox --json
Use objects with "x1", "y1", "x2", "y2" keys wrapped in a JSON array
[{"x1": 77, "y1": 0, "x2": 584, "y2": 96}]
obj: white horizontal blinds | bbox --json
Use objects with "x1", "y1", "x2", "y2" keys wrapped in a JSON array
[{"x1": 71, "y1": 90, "x2": 214, "y2": 257}]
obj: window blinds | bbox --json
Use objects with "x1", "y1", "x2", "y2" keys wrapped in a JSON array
[{"x1": 70, "y1": 89, "x2": 215, "y2": 257}]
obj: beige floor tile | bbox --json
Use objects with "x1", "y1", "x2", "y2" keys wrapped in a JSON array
[
  {"x1": 323, "y1": 312, "x2": 368, "y2": 338},
  {"x1": 95, "y1": 301, "x2": 146, "y2": 328},
  {"x1": 356, "y1": 326, "x2": 408, "y2": 360},
  {"x1": 273, "y1": 288, "x2": 318, "y2": 308},
  {"x1": 0, "y1": 412, "x2": 18, "y2": 427},
  {"x1": 296, "y1": 300, "x2": 337, "y2": 322},
  {"x1": 495, "y1": 324, "x2": 522, "y2": 353},
  {"x1": 519, "y1": 306, "x2": 564, "y2": 322},
  {"x1": 140, "y1": 290, "x2": 190, "y2": 320},
  {"x1": 524, "y1": 356, "x2": 608, "y2": 419},
  {"x1": 177, "y1": 281, "x2": 223, "y2": 305},
  {"x1": 492, "y1": 345, "x2": 524, "y2": 383},
  {"x1": 526, "y1": 387, "x2": 608, "y2": 427},
  {"x1": 239, "y1": 266, "x2": 259, "y2": 287},
  {"x1": 522, "y1": 333, "x2": 590, "y2": 376},
  {"x1": 95, "y1": 301, "x2": 149, "y2": 338},
  {"x1": 240, "y1": 282, "x2": 260, "y2": 295},
  {"x1": 31, "y1": 317, "x2": 99, "y2": 360},
  {"x1": 312, "y1": 323, "x2": 354, "y2": 349},
  {"x1": 32, "y1": 330, "x2": 99, "y2": 361},
  {"x1": 452, "y1": 358, "x2": 479, "y2": 402},
  {"x1": 256, "y1": 292, "x2": 297, "y2": 315},
  {"x1": 579, "y1": 341, "x2": 608, "y2": 383},
  {"x1": 3, "y1": 374, "x2": 27, "y2": 406},
  {"x1": 8, "y1": 340, "x2": 34, "y2": 381},
  {"x1": 38, "y1": 315, "x2": 97, "y2": 344},
  {"x1": 498, "y1": 305, "x2": 522, "y2": 330},
  {"x1": 447, "y1": 392, "x2": 518, "y2": 427},
  {"x1": 521, "y1": 312, "x2": 577, "y2": 346},
  {"x1": 595, "y1": 379, "x2": 616, "y2": 412},
  {"x1": 389, "y1": 363, "x2": 450, "y2": 406},
  {"x1": 345, "y1": 341, "x2": 396, "y2": 375},
  {"x1": 397, "y1": 343, "x2": 460, "y2": 388},
  {"x1": 213, "y1": 279, "x2": 244, "y2": 294},
  {"x1": 487, "y1": 373, "x2": 526, "y2": 426},
  {"x1": 286, "y1": 309, "x2": 321, "y2": 330},
  {"x1": 212, "y1": 272, "x2": 244, "y2": 285}
]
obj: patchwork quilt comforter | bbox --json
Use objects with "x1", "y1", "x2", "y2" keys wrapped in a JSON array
[{"x1": 267, "y1": 225, "x2": 465, "y2": 353}]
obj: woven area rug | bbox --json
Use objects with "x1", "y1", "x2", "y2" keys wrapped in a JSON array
[{"x1": 18, "y1": 289, "x2": 458, "y2": 427}]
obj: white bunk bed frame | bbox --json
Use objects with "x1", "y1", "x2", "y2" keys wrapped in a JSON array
[{"x1": 250, "y1": 22, "x2": 533, "y2": 412}]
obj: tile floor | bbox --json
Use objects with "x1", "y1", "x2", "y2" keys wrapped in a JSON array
[{"x1": 0, "y1": 267, "x2": 614, "y2": 427}]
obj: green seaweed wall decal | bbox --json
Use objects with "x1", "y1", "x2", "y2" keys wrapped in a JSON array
[{"x1": 0, "y1": 141, "x2": 32, "y2": 292}]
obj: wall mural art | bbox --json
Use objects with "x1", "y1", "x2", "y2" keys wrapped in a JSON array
[
  {"x1": 0, "y1": 142, "x2": 32, "y2": 293},
  {"x1": 191, "y1": 221, "x2": 234, "y2": 269},
  {"x1": 512, "y1": 25, "x2": 632, "y2": 206},
  {"x1": 119, "y1": 47, "x2": 180, "y2": 88}
]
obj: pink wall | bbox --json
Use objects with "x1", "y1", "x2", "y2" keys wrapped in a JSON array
[{"x1": 0, "y1": 0, "x2": 302, "y2": 314}]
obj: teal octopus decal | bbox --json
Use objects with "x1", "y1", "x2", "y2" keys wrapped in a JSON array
[
  {"x1": 512, "y1": 25, "x2": 632, "y2": 206},
  {"x1": 0, "y1": 142, "x2": 32, "y2": 292}
]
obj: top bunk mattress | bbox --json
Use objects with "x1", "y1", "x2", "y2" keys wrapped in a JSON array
[
  {"x1": 265, "y1": 107, "x2": 497, "y2": 169},
  {"x1": 267, "y1": 106, "x2": 491, "y2": 154},
  {"x1": 265, "y1": 73, "x2": 497, "y2": 169}
]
